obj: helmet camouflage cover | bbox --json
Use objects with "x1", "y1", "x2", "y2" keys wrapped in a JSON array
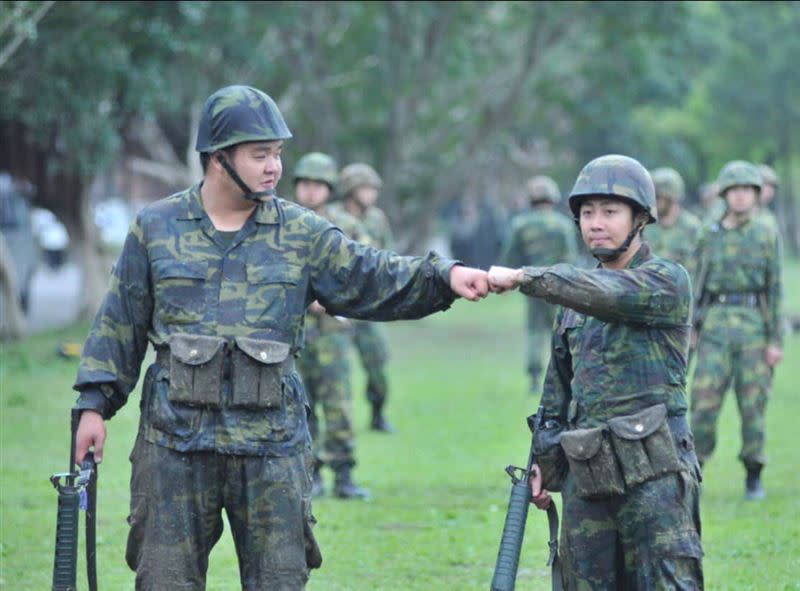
[
  {"x1": 338, "y1": 163, "x2": 382, "y2": 197},
  {"x1": 195, "y1": 85, "x2": 292, "y2": 153},
  {"x1": 568, "y1": 154, "x2": 657, "y2": 224},
  {"x1": 717, "y1": 160, "x2": 762, "y2": 196},
  {"x1": 294, "y1": 152, "x2": 338, "y2": 187},
  {"x1": 758, "y1": 164, "x2": 779, "y2": 187},
  {"x1": 526, "y1": 175, "x2": 561, "y2": 203},
  {"x1": 650, "y1": 167, "x2": 686, "y2": 202}
]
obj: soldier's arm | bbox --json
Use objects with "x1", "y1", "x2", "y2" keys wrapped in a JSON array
[
  {"x1": 309, "y1": 224, "x2": 459, "y2": 321},
  {"x1": 73, "y1": 215, "x2": 153, "y2": 419},
  {"x1": 765, "y1": 230, "x2": 784, "y2": 347},
  {"x1": 538, "y1": 308, "x2": 572, "y2": 420},
  {"x1": 519, "y1": 261, "x2": 691, "y2": 327}
]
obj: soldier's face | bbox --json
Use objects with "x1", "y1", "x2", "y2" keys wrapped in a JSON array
[
  {"x1": 578, "y1": 198, "x2": 635, "y2": 251},
  {"x1": 760, "y1": 183, "x2": 775, "y2": 206},
  {"x1": 230, "y1": 141, "x2": 283, "y2": 193},
  {"x1": 656, "y1": 195, "x2": 675, "y2": 219},
  {"x1": 295, "y1": 179, "x2": 331, "y2": 210},
  {"x1": 353, "y1": 185, "x2": 379, "y2": 209},
  {"x1": 723, "y1": 185, "x2": 758, "y2": 214}
]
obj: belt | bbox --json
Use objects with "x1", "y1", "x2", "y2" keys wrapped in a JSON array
[{"x1": 709, "y1": 292, "x2": 760, "y2": 307}]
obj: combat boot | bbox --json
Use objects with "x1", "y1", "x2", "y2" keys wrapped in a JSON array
[
  {"x1": 370, "y1": 401, "x2": 395, "y2": 433},
  {"x1": 333, "y1": 466, "x2": 371, "y2": 500},
  {"x1": 311, "y1": 464, "x2": 325, "y2": 498},
  {"x1": 745, "y1": 466, "x2": 765, "y2": 501}
]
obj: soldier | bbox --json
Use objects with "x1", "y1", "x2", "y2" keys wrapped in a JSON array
[
  {"x1": 697, "y1": 180, "x2": 725, "y2": 223},
  {"x1": 292, "y1": 152, "x2": 371, "y2": 499},
  {"x1": 646, "y1": 167, "x2": 703, "y2": 281},
  {"x1": 499, "y1": 175, "x2": 578, "y2": 393},
  {"x1": 329, "y1": 163, "x2": 397, "y2": 432},
  {"x1": 757, "y1": 163, "x2": 780, "y2": 235},
  {"x1": 489, "y1": 155, "x2": 704, "y2": 588},
  {"x1": 690, "y1": 160, "x2": 783, "y2": 501},
  {"x1": 70, "y1": 85, "x2": 489, "y2": 590}
]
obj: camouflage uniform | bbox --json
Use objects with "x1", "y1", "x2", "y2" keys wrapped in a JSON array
[
  {"x1": 73, "y1": 87, "x2": 458, "y2": 590},
  {"x1": 330, "y1": 164, "x2": 396, "y2": 431},
  {"x1": 647, "y1": 168, "x2": 703, "y2": 282},
  {"x1": 499, "y1": 175, "x2": 579, "y2": 392},
  {"x1": 532, "y1": 155, "x2": 703, "y2": 589},
  {"x1": 690, "y1": 162, "x2": 782, "y2": 492}
]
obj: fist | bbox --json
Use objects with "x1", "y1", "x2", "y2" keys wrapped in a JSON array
[
  {"x1": 488, "y1": 266, "x2": 524, "y2": 293},
  {"x1": 449, "y1": 265, "x2": 489, "y2": 301}
]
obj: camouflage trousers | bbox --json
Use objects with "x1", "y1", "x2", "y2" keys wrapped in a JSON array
[
  {"x1": 526, "y1": 300, "x2": 556, "y2": 392},
  {"x1": 125, "y1": 436, "x2": 322, "y2": 591},
  {"x1": 352, "y1": 320, "x2": 390, "y2": 405},
  {"x1": 559, "y1": 468, "x2": 703, "y2": 590},
  {"x1": 690, "y1": 330, "x2": 772, "y2": 468},
  {"x1": 297, "y1": 332, "x2": 356, "y2": 469}
]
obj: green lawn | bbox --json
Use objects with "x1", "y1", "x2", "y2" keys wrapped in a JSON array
[{"x1": 2, "y1": 260, "x2": 799, "y2": 590}]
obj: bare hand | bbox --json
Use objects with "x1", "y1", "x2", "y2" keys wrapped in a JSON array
[
  {"x1": 765, "y1": 345, "x2": 783, "y2": 367},
  {"x1": 488, "y1": 266, "x2": 524, "y2": 293},
  {"x1": 449, "y1": 266, "x2": 489, "y2": 301},
  {"x1": 308, "y1": 301, "x2": 326, "y2": 315},
  {"x1": 75, "y1": 410, "x2": 106, "y2": 465},
  {"x1": 529, "y1": 464, "x2": 552, "y2": 510}
]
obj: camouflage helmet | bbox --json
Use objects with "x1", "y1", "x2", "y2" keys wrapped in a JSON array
[
  {"x1": 293, "y1": 152, "x2": 338, "y2": 188},
  {"x1": 758, "y1": 164, "x2": 779, "y2": 187},
  {"x1": 650, "y1": 167, "x2": 686, "y2": 202},
  {"x1": 338, "y1": 163, "x2": 382, "y2": 197},
  {"x1": 717, "y1": 160, "x2": 762, "y2": 196},
  {"x1": 526, "y1": 175, "x2": 561, "y2": 203},
  {"x1": 568, "y1": 154, "x2": 657, "y2": 224},
  {"x1": 195, "y1": 85, "x2": 292, "y2": 153}
]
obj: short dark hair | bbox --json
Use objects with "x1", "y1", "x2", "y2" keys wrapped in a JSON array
[{"x1": 200, "y1": 152, "x2": 211, "y2": 172}]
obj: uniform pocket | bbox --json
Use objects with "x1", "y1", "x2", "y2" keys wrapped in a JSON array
[
  {"x1": 560, "y1": 427, "x2": 625, "y2": 499},
  {"x1": 231, "y1": 337, "x2": 291, "y2": 409},
  {"x1": 167, "y1": 333, "x2": 226, "y2": 407},
  {"x1": 245, "y1": 264, "x2": 302, "y2": 325},
  {"x1": 607, "y1": 404, "x2": 682, "y2": 488},
  {"x1": 533, "y1": 419, "x2": 567, "y2": 492},
  {"x1": 152, "y1": 259, "x2": 207, "y2": 324}
]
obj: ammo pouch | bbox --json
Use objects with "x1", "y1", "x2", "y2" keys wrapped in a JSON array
[
  {"x1": 560, "y1": 427, "x2": 625, "y2": 499},
  {"x1": 531, "y1": 417, "x2": 567, "y2": 492},
  {"x1": 166, "y1": 333, "x2": 226, "y2": 407},
  {"x1": 230, "y1": 337, "x2": 293, "y2": 409},
  {"x1": 607, "y1": 403, "x2": 681, "y2": 488},
  {"x1": 560, "y1": 404, "x2": 682, "y2": 499}
]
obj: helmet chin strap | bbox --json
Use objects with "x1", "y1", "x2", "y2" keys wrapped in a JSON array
[
  {"x1": 590, "y1": 222, "x2": 645, "y2": 263},
  {"x1": 217, "y1": 153, "x2": 275, "y2": 201}
]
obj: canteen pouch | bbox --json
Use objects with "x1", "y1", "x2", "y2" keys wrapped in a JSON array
[
  {"x1": 530, "y1": 416, "x2": 567, "y2": 492},
  {"x1": 560, "y1": 427, "x2": 625, "y2": 499},
  {"x1": 167, "y1": 333, "x2": 226, "y2": 407},
  {"x1": 231, "y1": 337, "x2": 291, "y2": 409},
  {"x1": 607, "y1": 404, "x2": 682, "y2": 488}
]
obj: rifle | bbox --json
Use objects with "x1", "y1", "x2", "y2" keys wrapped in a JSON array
[
  {"x1": 491, "y1": 409, "x2": 562, "y2": 591},
  {"x1": 50, "y1": 408, "x2": 98, "y2": 591}
]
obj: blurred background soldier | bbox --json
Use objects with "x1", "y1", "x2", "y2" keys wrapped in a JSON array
[
  {"x1": 499, "y1": 175, "x2": 578, "y2": 393},
  {"x1": 330, "y1": 163, "x2": 396, "y2": 432},
  {"x1": 757, "y1": 164, "x2": 780, "y2": 236},
  {"x1": 293, "y1": 152, "x2": 371, "y2": 500},
  {"x1": 696, "y1": 180, "x2": 725, "y2": 222},
  {"x1": 647, "y1": 167, "x2": 703, "y2": 281},
  {"x1": 691, "y1": 160, "x2": 783, "y2": 500}
]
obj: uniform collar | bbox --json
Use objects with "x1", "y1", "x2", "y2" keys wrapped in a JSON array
[
  {"x1": 627, "y1": 243, "x2": 652, "y2": 268},
  {"x1": 178, "y1": 183, "x2": 282, "y2": 226}
]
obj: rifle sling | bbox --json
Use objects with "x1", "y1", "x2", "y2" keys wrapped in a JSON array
[{"x1": 546, "y1": 504, "x2": 563, "y2": 591}]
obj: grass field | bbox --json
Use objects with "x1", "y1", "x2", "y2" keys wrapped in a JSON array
[{"x1": 2, "y1": 261, "x2": 800, "y2": 590}]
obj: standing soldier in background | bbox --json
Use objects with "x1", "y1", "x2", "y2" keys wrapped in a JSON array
[
  {"x1": 330, "y1": 163, "x2": 397, "y2": 432},
  {"x1": 696, "y1": 181, "x2": 725, "y2": 222},
  {"x1": 646, "y1": 167, "x2": 703, "y2": 281},
  {"x1": 499, "y1": 175, "x2": 578, "y2": 394},
  {"x1": 757, "y1": 164, "x2": 781, "y2": 236},
  {"x1": 293, "y1": 152, "x2": 371, "y2": 499},
  {"x1": 691, "y1": 161, "x2": 783, "y2": 501}
]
